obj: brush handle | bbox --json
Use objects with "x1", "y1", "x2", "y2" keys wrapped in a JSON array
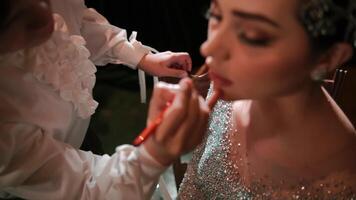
[{"x1": 133, "y1": 102, "x2": 171, "y2": 146}]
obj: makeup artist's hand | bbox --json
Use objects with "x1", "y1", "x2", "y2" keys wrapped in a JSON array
[
  {"x1": 143, "y1": 78, "x2": 210, "y2": 166},
  {"x1": 137, "y1": 51, "x2": 192, "y2": 78}
]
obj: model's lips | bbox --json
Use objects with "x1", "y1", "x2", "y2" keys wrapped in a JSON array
[{"x1": 209, "y1": 71, "x2": 233, "y2": 87}]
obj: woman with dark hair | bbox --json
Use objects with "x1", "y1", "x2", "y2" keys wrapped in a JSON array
[{"x1": 179, "y1": 0, "x2": 356, "y2": 199}]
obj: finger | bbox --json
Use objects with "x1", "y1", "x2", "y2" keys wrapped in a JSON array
[
  {"x1": 148, "y1": 83, "x2": 177, "y2": 124},
  {"x1": 170, "y1": 53, "x2": 192, "y2": 71},
  {"x1": 167, "y1": 78, "x2": 193, "y2": 120},
  {"x1": 164, "y1": 67, "x2": 188, "y2": 78},
  {"x1": 154, "y1": 78, "x2": 193, "y2": 141},
  {"x1": 189, "y1": 96, "x2": 209, "y2": 147},
  {"x1": 163, "y1": 90, "x2": 199, "y2": 156},
  {"x1": 174, "y1": 89, "x2": 200, "y2": 144},
  {"x1": 199, "y1": 95, "x2": 210, "y2": 114},
  {"x1": 207, "y1": 89, "x2": 222, "y2": 110}
]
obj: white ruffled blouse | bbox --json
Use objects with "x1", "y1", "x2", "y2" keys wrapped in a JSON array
[{"x1": 0, "y1": 1, "x2": 165, "y2": 199}]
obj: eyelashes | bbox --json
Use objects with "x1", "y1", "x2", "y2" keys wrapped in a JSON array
[
  {"x1": 237, "y1": 30, "x2": 271, "y2": 46},
  {"x1": 205, "y1": 9, "x2": 222, "y2": 22}
]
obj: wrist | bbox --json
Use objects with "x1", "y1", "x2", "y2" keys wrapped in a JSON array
[
  {"x1": 137, "y1": 53, "x2": 149, "y2": 70},
  {"x1": 143, "y1": 137, "x2": 175, "y2": 166}
]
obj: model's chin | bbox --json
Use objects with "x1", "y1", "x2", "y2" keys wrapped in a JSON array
[
  {"x1": 215, "y1": 89, "x2": 232, "y2": 101},
  {"x1": 216, "y1": 87, "x2": 246, "y2": 101},
  {"x1": 219, "y1": 95, "x2": 236, "y2": 102}
]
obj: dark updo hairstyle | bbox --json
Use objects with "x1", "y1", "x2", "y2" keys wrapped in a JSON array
[{"x1": 299, "y1": 0, "x2": 356, "y2": 66}]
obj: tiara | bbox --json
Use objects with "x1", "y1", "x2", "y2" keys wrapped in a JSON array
[{"x1": 301, "y1": 0, "x2": 356, "y2": 48}]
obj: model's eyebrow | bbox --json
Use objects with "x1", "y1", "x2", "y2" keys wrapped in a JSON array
[{"x1": 231, "y1": 9, "x2": 280, "y2": 28}]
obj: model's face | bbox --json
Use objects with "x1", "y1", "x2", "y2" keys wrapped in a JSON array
[
  {"x1": 202, "y1": 0, "x2": 318, "y2": 101},
  {"x1": 0, "y1": 0, "x2": 53, "y2": 54}
]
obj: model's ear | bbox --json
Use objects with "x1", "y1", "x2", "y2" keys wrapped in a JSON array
[{"x1": 315, "y1": 42, "x2": 353, "y2": 72}]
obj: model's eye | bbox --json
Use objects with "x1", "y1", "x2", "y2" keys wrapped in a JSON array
[
  {"x1": 238, "y1": 30, "x2": 272, "y2": 47},
  {"x1": 206, "y1": 9, "x2": 222, "y2": 30},
  {"x1": 205, "y1": 9, "x2": 222, "y2": 22},
  {"x1": 205, "y1": 0, "x2": 222, "y2": 28}
]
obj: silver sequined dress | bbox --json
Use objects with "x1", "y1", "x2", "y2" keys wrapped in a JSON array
[{"x1": 178, "y1": 87, "x2": 356, "y2": 200}]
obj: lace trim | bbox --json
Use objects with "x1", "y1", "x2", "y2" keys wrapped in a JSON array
[{"x1": 0, "y1": 14, "x2": 98, "y2": 119}]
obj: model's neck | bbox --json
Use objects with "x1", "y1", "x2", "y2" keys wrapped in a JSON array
[{"x1": 250, "y1": 84, "x2": 327, "y2": 133}]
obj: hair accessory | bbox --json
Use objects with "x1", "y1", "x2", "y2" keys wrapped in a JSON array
[
  {"x1": 310, "y1": 68, "x2": 327, "y2": 82},
  {"x1": 301, "y1": 0, "x2": 356, "y2": 48}
]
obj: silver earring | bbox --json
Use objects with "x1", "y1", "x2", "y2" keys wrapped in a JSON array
[{"x1": 310, "y1": 68, "x2": 327, "y2": 82}]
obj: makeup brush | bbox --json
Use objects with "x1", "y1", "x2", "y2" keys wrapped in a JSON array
[{"x1": 190, "y1": 64, "x2": 209, "y2": 79}]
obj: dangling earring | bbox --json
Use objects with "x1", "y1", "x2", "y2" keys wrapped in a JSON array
[{"x1": 310, "y1": 68, "x2": 327, "y2": 82}]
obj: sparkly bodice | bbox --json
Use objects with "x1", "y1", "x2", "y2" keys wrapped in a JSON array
[
  {"x1": 178, "y1": 88, "x2": 356, "y2": 200},
  {"x1": 178, "y1": 97, "x2": 252, "y2": 199}
]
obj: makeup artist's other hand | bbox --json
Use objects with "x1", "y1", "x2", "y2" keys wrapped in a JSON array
[
  {"x1": 137, "y1": 51, "x2": 192, "y2": 78},
  {"x1": 144, "y1": 78, "x2": 209, "y2": 166}
]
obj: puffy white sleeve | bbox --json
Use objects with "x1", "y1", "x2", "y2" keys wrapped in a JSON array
[
  {"x1": 80, "y1": 8, "x2": 152, "y2": 69},
  {"x1": 0, "y1": 122, "x2": 166, "y2": 200}
]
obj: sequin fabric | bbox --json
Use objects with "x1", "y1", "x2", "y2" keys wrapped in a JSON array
[
  {"x1": 178, "y1": 87, "x2": 252, "y2": 199},
  {"x1": 178, "y1": 87, "x2": 356, "y2": 200}
]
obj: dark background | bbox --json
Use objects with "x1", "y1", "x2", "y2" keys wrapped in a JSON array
[
  {"x1": 85, "y1": 0, "x2": 209, "y2": 67},
  {"x1": 81, "y1": 0, "x2": 211, "y2": 154}
]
